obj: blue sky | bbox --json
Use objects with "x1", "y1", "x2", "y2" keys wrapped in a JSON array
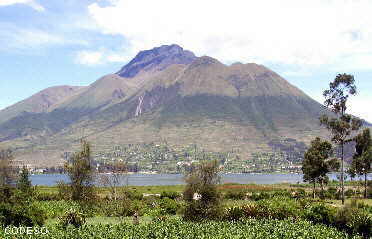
[{"x1": 0, "y1": 0, "x2": 371, "y2": 122}]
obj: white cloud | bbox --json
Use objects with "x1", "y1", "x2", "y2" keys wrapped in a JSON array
[
  {"x1": 106, "y1": 53, "x2": 129, "y2": 63},
  {"x1": 87, "y1": 0, "x2": 372, "y2": 71},
  {"x1": 313, "y1": 93, "x2": 372, "y2": 123},
  {"x1": 75, "y1": 48, "x2": 131, "y2": 66},
  {"x1": 0, "y1": 0, "x2": 45, "y2": 11},
  {"x1": 74, "y1": 51, "x2": 130, "y2": 65},
  {"x1": 75, "y1": 50, "x2": 103, "y2": 65},
  {"x1": 347, "y1": 94, "x2": 372, "y2": 123},
  {"x1": 0, "y1": 24, "x2": 88, "y2": 52}
]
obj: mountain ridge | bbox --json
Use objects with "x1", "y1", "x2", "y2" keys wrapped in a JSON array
[{"x1": 0, "y1": 44, "x2": 368, "y2": 168}]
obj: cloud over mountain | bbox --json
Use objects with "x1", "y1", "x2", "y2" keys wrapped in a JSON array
[{"x1": 88, "y1": 0, "x2": 372, "y2": 71}]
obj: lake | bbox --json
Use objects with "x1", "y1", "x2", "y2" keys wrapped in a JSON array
[{"x1": 30, "y1": 173, "x2": 371, "y2": 186}]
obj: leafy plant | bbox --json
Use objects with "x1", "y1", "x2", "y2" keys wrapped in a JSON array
[{"x1": 58, "y1": 209, "x2": 86, "y2": 228}]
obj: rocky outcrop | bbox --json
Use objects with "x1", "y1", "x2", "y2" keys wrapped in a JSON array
[
  {"x1": 116, "y1": 44, "x2": 196, "y2": 78},
  {"x1": 133, "y1": 84, "x2": 181, "y2": 117}
]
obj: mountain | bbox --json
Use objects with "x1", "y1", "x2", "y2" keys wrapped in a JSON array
[
  {"x1": 0, "y1": 44, "x2": 351, "y2": 167},
  {"x1": 116, "y1": 44, "x2": 196, "y2": 78},
  {"x1": 0, "y1": 85, "x2": 85, "y2": 125}
]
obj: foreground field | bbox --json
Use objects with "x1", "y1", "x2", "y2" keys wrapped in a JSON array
[{"x1": 0, "y1": 218, "x2": 358, "y2": 239}]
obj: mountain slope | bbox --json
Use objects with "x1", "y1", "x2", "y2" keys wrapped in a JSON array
[
  {"x1": 0, "y1": 85, "x2": 85, "y2": 125},
  {"x1": 0, "y1": 44, "x2": 342, "y2": 167}
]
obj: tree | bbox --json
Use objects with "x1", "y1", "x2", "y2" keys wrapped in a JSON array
[
  {"x1": 302, "y1": 137, "x2": 340, "y2": 199},
  {"x1": 17, "y1": 166, "x2": 33, "y2": 196},
  {"x1": 0, "y1": 149, "x2": 17, "y2": 187},
  {"x1": 99, "y1": 160, "x2": 128, "y2": 201},
  {"x1": 183, "y1": 159, "x2": 222, "y2": 220},
  {"x1": 349, "y1": 129, "x2": 372, "y2": 198},
  {"x1": 63, "y1": 140, "x2": 96, "y2": 201},
  {"x1": 320, "y1": 74, "x2": 362, "y2": 204}
]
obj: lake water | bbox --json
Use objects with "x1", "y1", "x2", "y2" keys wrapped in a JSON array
[{"x1": 30, "y1": 173, "x2": 371, "y2": 186}]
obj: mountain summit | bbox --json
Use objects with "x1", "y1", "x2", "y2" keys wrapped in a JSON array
[
  {"x1": 116, "y1": 44, "x2": 196, "y2": 78},
  {"x1": 0, "y1": 44, "x2": 348, "y2": 167}
]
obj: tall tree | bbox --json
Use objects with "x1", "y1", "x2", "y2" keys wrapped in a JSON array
[
  {"x1": 349, "y1": 129, "x2": 372, "y2": 198},
  {"x1": 64, "y1": 140, "x2": 96, "y2": 201},
  {"x1": 17, "y1": 166, "x2": 32, "y2": 195},
  {"x1": 183, "y1": 159, "x2": 222, "y2": 220},
  {"x1": 99, "y1": 160, "x2": 128, "y2": 200},
  {"x1": 302, "y1": 137, "x2": 340, "y2": 199},
  {"x1": 0, "y1": 149, "x2": 16, "y2": 187},
  {"x1": 320, "y1": 73, "x2": 362, "y2": 204}
]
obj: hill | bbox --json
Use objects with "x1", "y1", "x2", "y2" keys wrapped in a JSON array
[{"x1": 0, "y1": 44, "x2": 354, "y2": 170}]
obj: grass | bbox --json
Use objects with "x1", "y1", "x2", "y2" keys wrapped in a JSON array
[
  {"x1": 45, "y1": 216, "x2": 158, "y2": 227},
  {"x1": 2, "y1": 218, "x2": 355, "y2": 239}
]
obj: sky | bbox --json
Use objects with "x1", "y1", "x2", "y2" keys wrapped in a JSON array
[{"x1": 0, "y1": 0, "x2": 371, "y2": 122}]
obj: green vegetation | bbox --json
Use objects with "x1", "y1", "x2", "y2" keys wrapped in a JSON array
[
  {"x1": 320, "y1": 73, "x2": 363, "y2": 204},
  {"x1": 349, "y1": 129, "x2": 372, "y2": 198},
  {"x1": 302, "y1": 137, "x2": 340, "y2": 198},
  {"x1": 60, "y1": 140, "x2": 96, "y2": 201},
  {"x1": 183, "y1": 160, "x2": 223, "y2": 220},
  {"x1": 1, "y1": 180, "x2": 372, "y2": 238},
  {"x1": 0, "y1": 218, "x2": 356, "y2": 239}
]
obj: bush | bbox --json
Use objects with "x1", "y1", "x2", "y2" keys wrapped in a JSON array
[
  {"x1": 58, "y1": 209, "x2": 86, "y2": 228},
  {"x1": 99, "y1": 199, "x2": 146, "y2": 217},
  {"x1": 334, "y1": 200, "x2": 372, "y2": 238},
  {"x1": 224, "y1": 206, "x2": 245, "y2": 221},
  {"x1": 224, "y1": 190, "x2": 246, "y2": 200},
  {"x1": 323, "y1": 187, "x2": 337, "y2": 199},
  {"x1": 0, "y1": 186, "x2": 13, "y2": 204},
  {"x1": 160, "y1": 191, "x2": 180, "y2": 200},
  {"x1": 183, "y1": 200, "x2": 224, "y2": 221},
  {"x1": 256, "y1": 197, "x2": 302, "y2": 220},
  {"x1": 31, "y1": 200, "x2": 81, "y2": 219},
  {"x1": 241, "y1": 204, "x2": 260, "y2": 218},
  {"x1": 304, "y1": 203, "x2": 336, "y2": 225},
  {"x1": 240, "y1": 198, "x2": 302, "y2": 220},
  {"x1": 35, "y1": 192, "x2": 60, "y2": 201},
  {"x1": 183, "y1": 160, "x2": 223, "y2": 221},
  {"x1": 159, "y1": 198, "x2": 179, "y2": 215},
  {"x1": 122, "y1": 190, "x2": 143, "y2": 200},
  {"x1": 291, "y1": 189, "x2": 306, "y2": 198},
  {"x1": 272, "y1": 191, "x2": 292, "y2": 198},
  {"x1": 0, "y1": 203, "x2": 46, "y2": 227},
  {"x1": 367, "y1": 181, "x2": 372, "y2": 199},
  {"x1": 345, "y1": 189, "x2": 356, "y2": 197},
  {"x1": 347, "y1": 209, "x2": 372, "y2": 239},
  {"x1": 249, "y1": 192, "x2": 271, "y2": 201}
]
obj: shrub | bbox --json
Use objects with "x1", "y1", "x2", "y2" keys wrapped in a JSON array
[
  {"x1": 183, "y1": 160, "x2": 223, "y2": 221},
  {"x1": 334, "y1": 200, "x2": 372, "y2": 238},
  {"x1": 35, "y1": 192, "x2": 60, "y2": 201},
  {"x1": 159, "y1": 198, "x2": 179, "y2": 215},
  {"x1": 249, "y1": 192, "x2": 271, "y2": 201},
  {"x1": 345, "y1": 189, "x2": 356, "y2": 197},
  {"x1": 272, "y1": 190, "x2": 292, "y2": 198},
  {"x1": 122, "y1": 190, "x2": 143, "y2": 200},
  {"x1": 323, "y1": 187, "x2": 337, "y2": 199},
  {"x1": 224, "y1": 206, "x2": 245, "y2": 221},
  {"x1": 240, "y1": 197, "x2": 302, "y2": 220},
  {"x1": 347, "y1": 209, "x2": 372, "y2": 239},
  {"x1": 58, "y1": 209, "x2": 86, "y2": 228},
  {"x1": 0, "y1": 203, "x2": 46, "y2": 227},
  {"x1": 99, "y1": 199, "x2": 146, "y2": 217},
  {"x1": 224, "y1": 190, "x2": 246, "y2": 200},
  {"x1": 304, "y1": 203, "x2": 336, "y2": 225},
  {"x1": 241, "y1": 204, "x2": 260, "y2": 218},
  {"x1": 291, "y1": 189, "x2": 306, "y2": 198},
  {"x1": 160, "y1": 191, "x2": 180, "y2": 200},
  {"x1": 183, "y1": 200, "x2": 224, "y2": 221},
  {"x1": 256, "y1": 197, "x2": 302, "y2": 220}
]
